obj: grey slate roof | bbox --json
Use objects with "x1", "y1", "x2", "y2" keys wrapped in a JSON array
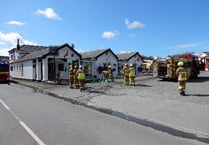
[
  {"x1": 117, "y1": 52, "x2": 142, "y2": 61},
  {"x1": 8, "y1": 45, "x2": 47, "y2": 53},
  {"x1": 10, "y1": 43, "x2": 81, "y2": 63},
  {"x1": 80, "y1": 48, "x2": 118, "y2": 60},
  {"x1": 14, "y1": 48, "x2": 51, "y2": 63},
  {"x1": 202, "y1": 52, "x2": 209, "y2": 55}
]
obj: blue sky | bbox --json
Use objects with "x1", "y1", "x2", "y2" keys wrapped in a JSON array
[{"x1": 0, "y1": 0, "x2": 209, "y2": 57}]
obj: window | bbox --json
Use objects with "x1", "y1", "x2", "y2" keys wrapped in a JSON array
[
  {"x1": 10, "y1": 66, "x2": 13, "y2": 71},
  {"x1": 58, "y1": 64, "x2": 64, "y2": 71}
]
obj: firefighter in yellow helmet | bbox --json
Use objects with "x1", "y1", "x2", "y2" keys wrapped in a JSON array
[
  {"x1": 122, "y1": 64, "x2": 129, "y2": 85},
  {"x1": 176, "y1": 61, "x2": 189, "y2": 96},
  {"x1": 73, "y1": 65, "x2": 79, "y2": 88},
  {"x1": 68, "y1": 65, "x2": 74, "y2": 88},
  {"x1": 76, "y1": 65, "x2": 86, "y2": 92},
  {"x1": 107, "y1": 65, "x2": 113, "y2": 82},
  {"x1": 129, "y1": 63, "x2": 136, "y2": 86}
]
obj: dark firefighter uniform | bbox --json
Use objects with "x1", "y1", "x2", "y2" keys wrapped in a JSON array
[
  {"x1": 68, "y1": 65, "x2": 74, "y2": 88},
  {"x1": 73, "y1": 65, "x2": 79, "y2": 88},
  {"x1": 129, "y1": 64, "x2": 136, "y2": 86},
  {"x1": 76, "y1": 66, "x2": 86, "y2": 92},
  {"x1": 176, "y1": 61, "x2": 189, "y2": 96},
  {"x1": 123, "y1": 64, "x2": 129, "y2": 85},
  {"x1": 107, "y1": 65, "x2": 113, "y2": 82}
]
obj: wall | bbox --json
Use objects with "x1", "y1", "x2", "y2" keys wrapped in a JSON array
[
  {"x1": 128, "y1": 54, "x2": 143, "y2": 75},
  {"x1": 95, "y1": 51, "x2": 118, "y2": 79},
  {"x1": 10, "y1": 60, "x2": 33, "y2": 79},
  {"x1": 58, "y1": 46, "x2": 80, "y2": 80}
]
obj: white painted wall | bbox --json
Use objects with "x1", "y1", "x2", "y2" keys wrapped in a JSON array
[
  {"x1": 22, "y1": 60, "x2": 33, "y2": 79},
  {"x1": 128, "y1": 55, "x2": 143, "y2": 75},
  {"x1": 94, "y1": 51, "x2": 118, "y2": 79},
  {"x1": 58, "y1": 46, "x2": 81, "y2": 80},
  {"x1": 42, "y1": 58, "x2": 48, "y2": 81},
  {"x1": 10, "y1": 60, "x2": 33, "y2": 79}
]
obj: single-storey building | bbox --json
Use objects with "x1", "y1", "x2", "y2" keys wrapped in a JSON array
[
  {"x1": 9, "y1": 41, "x2": 81, "y2": 82},
  {"x1": 117, "y1": 52, "x2": 143, "y2": 76},
  {"x1": 80, "y1": 48, "x2": 118, "y2": 79}
]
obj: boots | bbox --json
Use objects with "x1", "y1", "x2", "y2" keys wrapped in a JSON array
[{"x1": 180, "y1": 90, "x2": 186, "y2": 96}]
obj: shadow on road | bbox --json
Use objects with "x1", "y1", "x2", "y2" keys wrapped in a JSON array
[
  {"x1": 85, "y1": 86, "x2": 106, "y2": 94},
  {"x1": 134, "y1": 84, "x2": 152, "y2": 87},
  {"x1": 188, "y1": 76, "x2": 209, "y2": 83},
  {"x1": 187, "y1": 94, "x2": 209, "y2": 97}
]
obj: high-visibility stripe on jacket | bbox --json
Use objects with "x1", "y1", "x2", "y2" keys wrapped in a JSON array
[
  {"x1": 69, "y1": 69, "x2": 74, "y2": 77},
  {"x1": 124, "y1": 69, "x2": 129, "y2": 76},
  {"x1": 178, "y1": 72, "x2": 187, "y2": 81},
  {"x1": 176, "y1": 67, "x2": 188, "y2": 81}
]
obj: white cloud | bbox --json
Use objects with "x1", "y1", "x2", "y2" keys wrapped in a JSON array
[
  {"x1": 176, "y1": 43, "x2": 198, "y2": 49},
  {"x1": 0, "y1": 32, "x2": 36, "y2": 56},
  {"x1": 120, "y1": 50, "x2": 131, "y2": 54},
  {"x1": 125, "y1": 19, "x2": 145, "y2": 29},
  {"x1": 6, "y1": 21, "x2": 26, "y2": 26},
  {"x1": 0, "y1": 48, "x2": 11, "y2": 56},
  {"x1": 102, "y1": 31, "x2": 117, "y2": 39},
  {"x1": 35, "y1": 8, "x2": 61, "y2": 20}
]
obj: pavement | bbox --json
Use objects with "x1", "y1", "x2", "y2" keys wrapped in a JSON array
[{"x1": 11, "y1": 73, "x2": 209, "y2": 144}]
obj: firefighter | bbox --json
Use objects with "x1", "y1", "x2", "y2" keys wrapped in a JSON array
[
  {"x1": 129, "y1": 64, "x2": 136, "y2": 86},
  {"x1": 107, "y1": 65, "x2": 113, "y2": 82},
  {"x1": 76, "y1": 65, "x2": 86, "y2": 92},
  {"x1": 68, "y1": 65, "x2": 74, "y2": 88},
  {"x1": 73, "y1": 65, "x2": 79, "y2": 88},
  {"x1": 122, "y1": 64, "x2": 129, "y2": 85},
  {"x1": 151, "y1": 60, "x2": 158, "y2": 78},
  {"x1": 176, "y1": 61, "x2": 189, "y2": 96},
  {"x1": 101, "y1": 70, "x2": 108, "y2": 82}
]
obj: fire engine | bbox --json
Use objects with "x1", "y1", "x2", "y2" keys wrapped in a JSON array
[
  {"x1": 157, "y1": 53, "x2": 202, "y2": 80},
  {"x1": 0, "y1": 60, "x2": 10, "y2": 85},
  {"x1": 199, "y1": 52, "x2": 209, "y2": 71}
]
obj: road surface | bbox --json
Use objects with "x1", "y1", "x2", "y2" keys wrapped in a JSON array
[{"x1": 0, "y1": 83, "x2": 206, "y2": 145}]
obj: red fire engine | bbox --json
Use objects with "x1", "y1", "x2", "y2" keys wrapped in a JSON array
[
  {"x1": 0, "y1": 59, "x2": 10, "y2": 85},
  {"x1": 157, "y1": 53, "x2": 202, "y2": 80}
]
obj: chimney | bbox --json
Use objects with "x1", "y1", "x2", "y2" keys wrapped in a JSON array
[{"x1": 17, "y1": 39, "x2": 20, "y2": 50}]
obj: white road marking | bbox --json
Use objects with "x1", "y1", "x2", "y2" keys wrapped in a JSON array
[
  {"x1": 0, "y1": 99, "x2": 10, "y2": 110},
  {"x1": 0, "y1": 98, "x2": 47, "y2": 145},
  {"x1": 20, "y1": 121, "x2": 46, "y2": 145}
]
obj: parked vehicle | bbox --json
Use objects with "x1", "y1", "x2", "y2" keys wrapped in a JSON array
[
  {"x1": 0, "y1": 61, "x2": 10, "y2": 85},
  {"x1": 157, "y1": 53, "x2": 202, "y2": 80},
  {"x1": 199, "y1": 52, "x2": 209, "y2": 71}
]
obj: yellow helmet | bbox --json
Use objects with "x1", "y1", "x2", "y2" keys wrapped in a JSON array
[
  {"x1": 177, "y1": 61, "x2": 184, "y2": 67},
  {"x1": 130, "y1": 64, "x2": 133, "y2": 67},
  {"x1": 108, "y1": 65, "x2": 111, "y2": 68}
]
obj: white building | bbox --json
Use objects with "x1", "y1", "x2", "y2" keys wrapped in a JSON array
[
  {"x1": 80, "y1": 48, "x2": 118, "y2": 79},
  {"x1": 9, "y1": 42, "x2": 81, "y2": 82},
  {"x1": 117, "y1": 52, "x2": 143, "y2": 76}
]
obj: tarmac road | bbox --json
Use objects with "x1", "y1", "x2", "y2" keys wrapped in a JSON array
[
  {"x1": 9, "y1": 71, "x2": 209, "y2": 144},
  {"x1": 0, "y1": 83, "x2": 206, "y2": 145}
]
